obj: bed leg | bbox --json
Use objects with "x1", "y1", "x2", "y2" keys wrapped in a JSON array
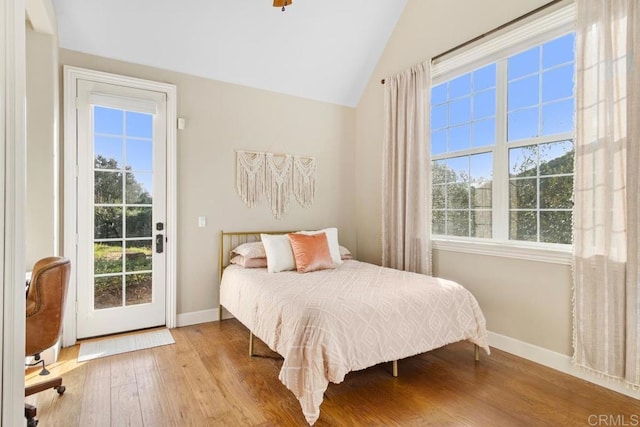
[
  {"x1": 474, "y1": 344, "x2": 480, "y2": 362},
  {"x1": 218, "y1": 305, "x2": 222, "y2": 322},
  {"x1": 392, "y1": 360, "x2": 398, "y2": 377},
  {"x1": 249, "y1": 331, "x2": 254, "y2": 357}
]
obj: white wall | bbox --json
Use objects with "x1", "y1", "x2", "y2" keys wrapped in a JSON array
[
  {"x1": 355, "y1": 0, "x2": 573, "y2": 355},
  {"x1": 26, "y1": 25, "x2": 59, "y2": 268}
]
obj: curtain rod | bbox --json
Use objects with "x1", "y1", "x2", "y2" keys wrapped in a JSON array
[{"x1": 380, "y1": 0, "x2": 564, "y2": 85}]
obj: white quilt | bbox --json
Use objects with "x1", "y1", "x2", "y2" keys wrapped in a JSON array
[{"x1": 220, "y1": 260, "x2": 489, "y2": 425}]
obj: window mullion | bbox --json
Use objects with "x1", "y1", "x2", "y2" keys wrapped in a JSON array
[{"x1": 493, "y1": 59, "x2": 509, "y2": 241}]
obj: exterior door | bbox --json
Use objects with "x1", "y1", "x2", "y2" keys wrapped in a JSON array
[{"x1": 76, "y1": 79, "x2": 167, "y2": 338}]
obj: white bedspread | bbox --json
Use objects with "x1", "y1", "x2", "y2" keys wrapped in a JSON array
[{"x1": 220, "y1": 260, "x2": 489, "y2": 425}]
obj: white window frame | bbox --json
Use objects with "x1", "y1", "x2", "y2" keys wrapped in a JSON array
[{"x1": 430, "y1": 2, "x2": 575, "y2": 264}]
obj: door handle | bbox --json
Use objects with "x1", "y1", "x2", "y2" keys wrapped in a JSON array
[{"x1": 155, "y1": 234, "x2": 164, "y2": 254}]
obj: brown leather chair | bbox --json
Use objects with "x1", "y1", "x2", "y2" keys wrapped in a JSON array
[{"x1": 24, "y1": 256, "x2": 71, "y2": 427}]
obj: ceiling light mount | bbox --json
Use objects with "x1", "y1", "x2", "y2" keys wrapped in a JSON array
[{"x1": 273, "y1": 0, "x2": 292, "y2": 12}]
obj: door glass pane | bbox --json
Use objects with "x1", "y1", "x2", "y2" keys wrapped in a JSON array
[
  {"x1": 125, "y1": 172, "x2": 152, "y2": 204},
  {"x1": 94, "y1": 242, "x2": 123, "y2": 274},
  {"x1": 126, "y1": 112, "x2": 153, "y2": 138},
  {"x1": 126, "y1": 273, "x2": 152, "y2": 306},
  {"x1": 93, "y1": 105, "x2": 155, "y2": 310},
  {"x1": 94, "y1": 207, "x2": 123, "y2": 239},
  {"x1": 126, "y1": 207, "x2": 152, "y2": 238},
  {"x1": 126, "y1": 240, "x2": 152, "y2": 271},
  {"x1": 95, "y1": 136, "x2": 123, "y2": 168},
  {"x1": 94, "y1": 275, "x2": 123, "y2": 310},
  {"x1": 95, "y1": 171, "x2": 123, "y2": 204},
  {"x1": 94, "y1": 107, "x2": 123, "y2": 135},
  {"x1": 126, "y1": 139, "x2": 153, "y2": 171}
]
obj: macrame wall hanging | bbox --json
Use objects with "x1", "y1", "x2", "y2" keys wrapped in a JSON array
[
  {"x1": 235, "y1": 150, "x2": 317, "y2": 219},
  {"x1": 265, "y1": 153, "x2": 292, "y2": 219},
  {"x1": 293, "y1": 156, "x2": 317, "y2": 208},
  {"x1": 236, "y1": 150, "x2": 265, "y2": 208}
]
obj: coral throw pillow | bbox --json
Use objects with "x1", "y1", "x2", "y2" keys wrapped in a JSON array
[{"x1": 287, "y1": 232, "x2": 334, "y2": 273}]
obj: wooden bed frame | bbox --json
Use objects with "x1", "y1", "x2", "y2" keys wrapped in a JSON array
[{"x1": 217, "y1": 229, "x2": 480, "y2": 378}]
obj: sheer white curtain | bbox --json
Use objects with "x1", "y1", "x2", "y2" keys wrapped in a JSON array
[
  {"x1": 382, "y1": 62, "x2": 431, "y2": 275},
  {"x1": 573, "y1": 0, "x2": 640, "y2": 387}
]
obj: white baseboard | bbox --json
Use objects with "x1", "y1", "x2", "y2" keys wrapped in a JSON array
[
  {"x1": 25, "y1": 339, "x2": 61, "y2": 370},
  {"x1": 176, "y1": 308, "x2": 218, "y2": 327},
  {"x1": 176, "y1": 307, "x2": 235, "y2": 327},
  {"x1": 488, "y1": 331, "x2": 640, "y2": 400}
]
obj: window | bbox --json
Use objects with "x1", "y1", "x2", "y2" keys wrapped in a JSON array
[
  {"x1": 431, "y1": 64, "x2": 496, "y2": 239},
  {"x1": 430, "y1": 32, "x2": 575, "y2": 245}
]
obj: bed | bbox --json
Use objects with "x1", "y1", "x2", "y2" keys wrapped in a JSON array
[{"x1": 218, "y1": 230, "x2": 490, "y2": 425}]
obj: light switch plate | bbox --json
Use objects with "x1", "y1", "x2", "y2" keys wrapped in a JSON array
[{"x1": 198, "y1": 216, "x2": 206, "y2": 227}]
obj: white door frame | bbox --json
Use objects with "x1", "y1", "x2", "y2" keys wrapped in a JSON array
[
  {"x1": 63, "y1": 66, "x2": 177, "y2": 346},
  {"x1": 1, "y1": 0, "x2": 26, "y2": 425},
  {"x1": 76, "y1": 80, "x2": 168, "y2": 338}
]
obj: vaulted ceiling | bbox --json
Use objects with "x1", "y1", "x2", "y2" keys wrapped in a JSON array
[{"x1": 52, "y1": 0, "x2": 408, "y2": 107}]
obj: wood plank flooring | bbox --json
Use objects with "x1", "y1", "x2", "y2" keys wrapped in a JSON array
[{"x1": 25, "y1": 319, "x2": 640, "y2": 426}]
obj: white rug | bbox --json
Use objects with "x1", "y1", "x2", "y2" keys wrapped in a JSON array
[{"x1": 78, "y1": 329, "x2": 175, "y2": 362}]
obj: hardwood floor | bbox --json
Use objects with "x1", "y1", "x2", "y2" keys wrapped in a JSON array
[{"x1": 25, "y1": 319, "x2": 640, "y2": 426}]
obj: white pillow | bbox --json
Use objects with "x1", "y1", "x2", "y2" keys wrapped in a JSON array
[
  {"x1": 339, "y1": 245, "x2": 353, "y2": 260},
  {"x1": 260, "y1": 233, "x2": 296, "y2": 273},
  {"x1": 230, "y1": 241, "x2": 266, "y2": 259},
  {"x1": 298, "y1": 227, "x2": 342, "y2": 266}
]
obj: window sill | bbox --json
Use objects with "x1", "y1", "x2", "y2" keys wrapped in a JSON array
[{"x1": 431, "y1": 238, "x2": 572, "y2": 265}]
